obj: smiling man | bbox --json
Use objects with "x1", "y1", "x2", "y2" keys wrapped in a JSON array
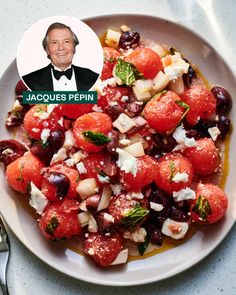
[{"x1": 22, "y1": 22, "x2": 99, "y2": 91}]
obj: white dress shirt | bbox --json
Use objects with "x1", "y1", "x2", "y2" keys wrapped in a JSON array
[{"x1": 51, "y1": 65, "x2": 77, "y2": 91}]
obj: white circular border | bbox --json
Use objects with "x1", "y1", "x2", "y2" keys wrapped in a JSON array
[{"x1": 16, "y1": 15, "x2": 103, "y2": 77}]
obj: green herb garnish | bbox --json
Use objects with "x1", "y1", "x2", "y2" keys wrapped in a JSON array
[
  {"x1": 120, "y1": 205, "x2": 149, "y2": 229},
  {"x1": 16, "y1": 162, "x2": 25, "y2": 182},
  {"x1": 192, "y1": 195, "x2": 212, "y2": 221},
  {"x1": 26, "y1": 181, "x2": 31, "y2": 193},
  {"x1": 175, "y1": 100, "x2": 190, "y2": 124},
  {"x1": 95, "y1": 167, "x2": 108, "y2": 178},
  {"x1": 41, "y1": 140, "x2": 49, "y2": 149},
  {"x1": 115, "y1": 58, "x2": 143, "y2": 86},
  {"x1": 45, "y1": 216, "x2": 59, "y2": 235},
  {"x1": 83, "y1": 131, "x2": 111, "y2": 146},
  {"x1": 169, "y1": 160, "x2": 176, "y2": 181},
  {"x1": 138, "y1": 237, "x2": 149, "y2": 256}
]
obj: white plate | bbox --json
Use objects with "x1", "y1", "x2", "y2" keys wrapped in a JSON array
[{"x1": 0, "y1": 14, "x2": 236, "y2": 286}]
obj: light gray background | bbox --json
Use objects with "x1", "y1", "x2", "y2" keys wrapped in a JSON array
[{"x1": 0, "y1": 1, "x2": 236, "y2": 294}]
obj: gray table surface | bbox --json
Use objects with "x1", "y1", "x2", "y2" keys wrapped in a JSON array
[{"x1": 0, "y1": 0, "x2": 236, "y2": 294}]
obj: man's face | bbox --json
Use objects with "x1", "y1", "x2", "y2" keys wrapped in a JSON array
[{"x1": 46, "y1": 28, "x2": 75, "y2": 70}]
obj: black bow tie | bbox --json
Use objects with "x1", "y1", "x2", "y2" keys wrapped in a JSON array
[{"x1": 53, "y1": 67, "x2": 73, "y2": 80}]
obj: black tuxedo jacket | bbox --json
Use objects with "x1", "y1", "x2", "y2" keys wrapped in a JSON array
[{"x1": 22, "y1": 64, "x2": 99, "y2": 91}]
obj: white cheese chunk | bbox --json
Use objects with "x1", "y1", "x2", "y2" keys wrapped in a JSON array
[
  {"x1": 50, "y1": 148, "x2": 67, "y2": 164},
  {"x1": 76, "y1": 162, "x2": 87, "y2": 174},
  {"x1": 29, "y1": 182, "x2": 49, "y2": 215},
  {"x1": 113, "y1": 113, "x2": 136, "y2": 133},
  {"x1": 110, "y1": 248, "x2": 129, "y2": 265},
  {"x1": 40, "y1": 128, "x2": 50, "y2": 144},
  {"x1": 92, "y1": 104, "x2": 103, "y2": 112},
  {"x1": 150, "y1": 202, "x2": 164, "y2": 212},
  {"x1": 110, "y1": 184, "x2": 122, "y2": 196},
  {"x1": 105, "y1": 29, "x2": 121, "y2": 49},
  {"x1": 161, "y1": 218, "x2": 189, "y2": 239},
  {"x1": 103, "y1": 213, "x2": 115, "y2": 223},
  {"x1": 116, "y1": 148, "x2": 138, "y2": 176},
  {"x1": 123, "y1": 227, "x2": 147, "y2": 243},
  {"x1": 173, "y1": 187, "x2": 196, "y2": 202},
  {"x1": 162, "y1": 53, "x2": 189, "y2": 81},
  {"x1": 208, "y1": 126, "x2": 221, "y2": 141},
  {"x1": 63, "y1": 130, "x2": 76, "y2": 148},
  {"x1": 172, "y1": 172, "x2": 189, "y2": 183},
  {"x1": 47, "y1": 104, "x2": 58, "y2": 115},
  {"x1": 173, "y1": 124, "x2": 196, "y2": 151}
]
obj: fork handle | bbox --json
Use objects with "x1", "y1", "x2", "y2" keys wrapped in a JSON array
[{"x1": 0, "y1": 284, "x2": 9, "y2": 295}]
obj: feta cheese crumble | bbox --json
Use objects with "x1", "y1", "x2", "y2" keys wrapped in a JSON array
[
  {"x1": 173, "y1": 124, "x2": 196, "y2": 150},
  {"x1": 172, "y1": 172, "x2": 189, "y2": 183},
  {"x1": 161, "y1": 218, "x2": 189, "y2": 239},
  {"x1": 29, "y1": 182, "x2": 49, "y2": 215},
  {"x1": 116, "y1": 148, "x2": 138, "y2": 176},
  {"x1": 208, "y1": 126, "x2": 221, "y2": 141},
  {"x1": 173, "y1": 187, "x2": 196, "y2": 202},
  {"x1": 40, "y1": 128, "x2": 50, "y2": 144}
]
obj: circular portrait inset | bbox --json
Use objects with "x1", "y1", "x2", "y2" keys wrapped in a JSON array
[{"x1": 17, "y1": 16, "x2": 103, "y2": 91}]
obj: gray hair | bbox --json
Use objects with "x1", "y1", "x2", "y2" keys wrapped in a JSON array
[{"x1": 42, "y1": 22, "x2": 79, "y2": 54}]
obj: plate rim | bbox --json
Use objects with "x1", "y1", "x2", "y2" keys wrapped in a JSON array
[{"x1": 0, "y1": 13, "x2": 236, "y2": 286}]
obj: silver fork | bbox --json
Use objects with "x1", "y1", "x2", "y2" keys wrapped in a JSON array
[{"x1": 0, "y1": 215, "x2": 10, "y2": 295}]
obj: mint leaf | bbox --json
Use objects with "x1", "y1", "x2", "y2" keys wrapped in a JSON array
[
  {"x1": 83, "y1": 131, "x2": 111, "y2": 146},
  {"x1": 192, "y1": 195, "x2": 212, "y2": 220},
  {"x1": 138, "y1": 237, "x2": 149, "y2": 256},
  {"x1": 120, "y1": 205, "x2": 149, "y2": 229},
  {"x1": 45, "y1": 216, "x2": 59, "y2": 235},
  {"x1": 175, "y1": 100, "x2": 190, "y2": 124},
  {"x1": 115, "y1": 58, "x2": 143, "y2": 86}
]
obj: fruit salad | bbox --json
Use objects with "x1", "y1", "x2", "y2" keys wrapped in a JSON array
[{"x1": 0, "y1": 25, "x2": 232, "y2": 268}]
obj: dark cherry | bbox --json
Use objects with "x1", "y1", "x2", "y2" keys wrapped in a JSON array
[
  {"x1": 0, "y1": 139, "x2": 27, "y2": 166},
  {"x1": 148, "y1": 183, "x2": 173, "y2": 226},
  {"x1": 104, "y1": 105, "x2": 125, "y2": 120},
  {"x1": 96, "y1": 212, "x2": 115, "y2": 233},
  {"x1": 217, "y1": 115, "x2": 231, "y2": 140},
  {"x1": 43, "y1": 171, "x2": 70, "y2": 200},
  {"x1": 30, "y1": 129, "x2": 65, "y2": 165},
  {"x1": 153, "y1": 133, "x2": 177, "y2": 153},
  {"x1": 106, "y1": 130, "x2": 119, "y2": 155},
  {"x1": 15, "y1": 80, "x2": 28, "y2": 95},
  {"x1": 145, "y1": 223, "x2": 163, "y2": 245},
  {"x1": 170, "y1": 207, "x2": 190, "y2": 222},
  {"x1": 211, "y1": 86, "x2": 232, "y2": 114},
  {"x1": 183, "y1": 64, "x2": 197, "y2": 88},
  {"x1": 194, "y1": 120, "x2": 217, "y2": 138},
  {"x1": 86, "y1": 194, "x2": 101, "y2": 212},
  {"x1": 119, "y1": 31, "x2": 140, "y2": 49}
]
